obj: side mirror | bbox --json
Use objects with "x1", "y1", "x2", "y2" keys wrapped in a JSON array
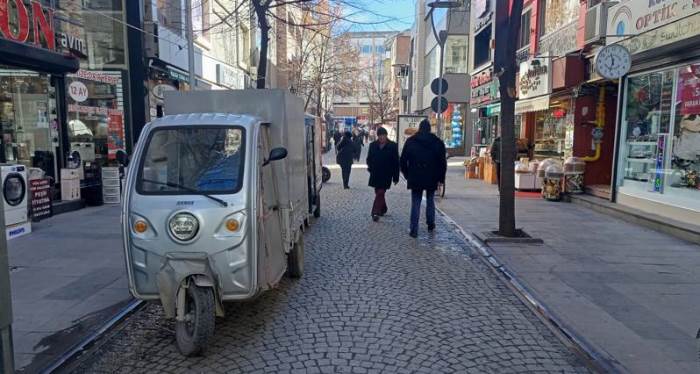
[
  {"x1": 116, "y1": 150, "x2": 129, "y2": 167},
  {"x1": 263, "y1": 147, "x2": 287, "y2": 166}
]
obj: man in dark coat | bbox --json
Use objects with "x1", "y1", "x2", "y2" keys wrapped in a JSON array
[
  {"x1": 489, "y1": 136, "x2": 501, "y2": 191},
  {"x1": 336, "y1": 131, "x2": 355, "y2": 189},
  {"x1": 400, "y1": 120, "x2": 447, "y2": 238},
  {"x1": 333, "y1": 130, "x2": 342, "y2": 152},
  {"x1": 352, "y1": 129, "x2": 364, "y2": 161},
  {"x1": 366, "y1": 127, "x2": 400, "y2": 222}
]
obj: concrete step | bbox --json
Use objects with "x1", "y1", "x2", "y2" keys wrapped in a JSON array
[{"x1": 571, "y1": 194, "x2": 700, "y2": 245}]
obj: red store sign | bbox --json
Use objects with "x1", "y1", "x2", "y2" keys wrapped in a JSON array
[
  {"x1": 678, "y1": 64, "x2": 700, "y2": 115},
  {"x1": 0, "y1": 0, "x2": 55, "y2": 50}
]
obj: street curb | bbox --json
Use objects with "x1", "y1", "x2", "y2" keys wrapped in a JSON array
[
  {"x1": 41, "y1": 299, "x2": 145, "y2": 374},
  {"x1": 436, "y1": 207, "x2": 625, "y2": 374}
]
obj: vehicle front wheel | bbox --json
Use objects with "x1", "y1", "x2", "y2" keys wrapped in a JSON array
[
  {"x1": 287, "y1": 236, "x2": 304, "y2": 278},
  {"x1": 175, "y1": 285, "x2": 215, "y2": 356}
]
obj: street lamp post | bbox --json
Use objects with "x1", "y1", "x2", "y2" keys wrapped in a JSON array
[{"x1": 425, "y1": 0, "x2": 461, "y2": 141}]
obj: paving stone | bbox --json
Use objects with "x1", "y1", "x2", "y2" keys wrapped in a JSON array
[{"x1": 68, "y1": 164, "x2": 590, "y2": 374}]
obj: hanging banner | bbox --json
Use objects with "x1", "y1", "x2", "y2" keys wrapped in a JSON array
[{"x1": 678, "y1": 64, "x2": 700, "y2": 115}]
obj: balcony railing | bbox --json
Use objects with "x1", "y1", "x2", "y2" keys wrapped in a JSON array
[{"x1": 538, "y1": 21, "x2": 578, "y2": 57}]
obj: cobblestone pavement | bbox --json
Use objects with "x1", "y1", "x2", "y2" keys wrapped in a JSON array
[{"x1": 68, "y1": 165, "x2": 591, "y2": 374}]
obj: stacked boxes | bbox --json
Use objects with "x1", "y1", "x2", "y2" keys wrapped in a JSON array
[
  {"x1": 60, "y1": 169, "x2": 81, "y2": 201},
  {"x1": 102, "y1": 167, "x2": 121, "y2": 204}
]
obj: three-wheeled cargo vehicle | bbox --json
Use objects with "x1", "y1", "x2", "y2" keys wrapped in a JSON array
[{"x1": 121, "y1": 90, "x2": 311, "y2": 355}]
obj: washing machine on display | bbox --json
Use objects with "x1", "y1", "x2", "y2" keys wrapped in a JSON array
[{"x1": 1, "y1": 164, "x2": 31, "y2": 239}]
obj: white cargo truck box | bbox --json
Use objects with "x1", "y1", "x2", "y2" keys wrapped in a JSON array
[{"x1": 164, "y1": 89, "x2": 309, "y2": 244}]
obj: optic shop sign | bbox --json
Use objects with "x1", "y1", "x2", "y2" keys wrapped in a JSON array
[
  {"x1": 607, "y1": 0, "x2": 700, "y2": 44},
  {"x1": 0, "y1": 0, "x2": 56, "y2": 49},
  {"x1": 518, "y1": 59, "x2": 551, "y2": 99}
]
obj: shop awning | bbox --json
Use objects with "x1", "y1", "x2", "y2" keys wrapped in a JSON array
[
  {"x1": 0, "y1": 38, "x2": 79, "y2": 74},
  {"x1": 515, "y1": 95, "x2": 550, "y2": 115}
]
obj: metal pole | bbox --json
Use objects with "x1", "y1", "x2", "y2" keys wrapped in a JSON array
[
  {"x1": 0, "y1": 200, "x2": 14, "y2": 373},
  {"x1": 185, "y1": 0, "x2": 196, "y2": 89},
  {"x1": 437, "y1": 38, "x2": 445, "y2": 141}
]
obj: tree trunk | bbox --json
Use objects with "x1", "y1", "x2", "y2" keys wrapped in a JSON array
[
  {"x1": 493, "y1": 0, "x2": 524, "y2": 237},
  {"x1": 254, "y1": 1, "x2": 269, "y2": 89}
]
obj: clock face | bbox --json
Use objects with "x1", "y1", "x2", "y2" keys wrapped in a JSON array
[{"x1": 595, "y1": 44, "x2": 632, "y2": 80}]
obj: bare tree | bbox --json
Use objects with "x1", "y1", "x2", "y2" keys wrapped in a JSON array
[{"x1": 361, "y1": 68, "x2": 397, "y2": 126}]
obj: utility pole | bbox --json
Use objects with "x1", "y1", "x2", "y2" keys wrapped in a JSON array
[
  {"x1": 493, "y1": 0, "x2": 524, "y2": 237},
  {"x1": 185, "y1": 0, "x2": 196, "y2": 89},
  {"x1": 1, "y1": 202, "x2": 14, "y2": 373}
]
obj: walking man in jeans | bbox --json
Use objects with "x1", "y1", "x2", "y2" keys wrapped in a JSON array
[
  {"x1": 366, "y1": 127, "x2": 400, "y2": 221},
  {"x1": 400, "y1": 120, "x2": 447, "y2": 238}
]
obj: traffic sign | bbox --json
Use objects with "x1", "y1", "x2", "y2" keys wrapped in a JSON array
[
  {"x1": 431, "y1": 96, "x2": 449, "y2": 114},
  {"x1": 431, "y1": 78, "x2": 448, "y2": 95}
]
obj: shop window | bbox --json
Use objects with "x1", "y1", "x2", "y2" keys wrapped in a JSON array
[
  {"x1": 445, "y1": 36, "x2": 468, "y2": 74},
  {"x1": 444, "y1": 103, "x2": 466, "y2": 149},
  {"x1": 0, "y1": 69, "x2": 58, "y2": 179},
  {"x1": 66, "y1": 71, "x2": 126, "y2": 168},
  {"x1": 473, "y1": 27, "x2": 491, "y2": 69},
  {"x1": 540, "y1": 0, "x2": 579, "y2": 36},
  {"x1": 533, "y1": 102, "x2": 572, "y2": 160},
  {"x1": 669, "y1": 65, "x2": 700, "y2": 199}
]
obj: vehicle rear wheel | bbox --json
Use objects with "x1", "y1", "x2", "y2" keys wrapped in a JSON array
[
  {"x1": 313, "y1": 194, "x2": 321, "y2": 218},
  {"x1": 175, "y1": 285, "x2": 215, "y2": 356},
  {"x1": 287, "y1": 236, "x2": 304, "y2": 278}
]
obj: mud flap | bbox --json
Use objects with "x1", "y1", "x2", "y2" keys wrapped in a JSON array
[{"x1": 157, "y1": 252, "x2": 225, "y2": 319}]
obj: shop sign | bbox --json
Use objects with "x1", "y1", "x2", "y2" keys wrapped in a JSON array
[
  {"x1": 216, "y1": 64, "x2": 245, "y2": 89},
  {"x1": 607, "y1": 0, "x2": 700, "y2": 43},
  {"x1": 470, "y1": 68, "x2": 499, "y2": 105},
  {"x1": 518, "y1": 59, "x2": 551, "y2": 99},
  {"x1": 168, "y1": 67, "x2": 189, "y2": 82},
  {"x1": 30, "y1": 178, "x2": 52, "y2": 221},
  {"x1": 485, "y1": 103, "x2": 500, "y2": 117},
  {"x1": 0, "y1": 0, "x2": 55, "y2": 50},
  {"x1": 68, "y1": 81, "x2": 88, "y2": 102},
  {"x1": 56, "y1": 31, "x2": 87, "y2": 56},
  {"x1": 152, "y1": 83, "x2": 176, "y2": 100}
]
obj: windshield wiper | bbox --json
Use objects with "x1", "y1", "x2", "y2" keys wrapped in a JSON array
[{"x1": 141, "y1": 178, "x2": 228, "y2": 207}]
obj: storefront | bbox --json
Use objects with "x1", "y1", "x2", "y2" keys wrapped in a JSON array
[
  {"x1": 609, "y1": 0, "x2": 700, "y2": 225},
  {"x1": 0, "y1": 1, "x2": 135, "y2": 212},
  {"x1": 426, "y1": 102, "x2": 468, "y2": 155},
  {"x1": 470, "y1": 67, "x2": 500, "y2": 155},
  {"x1": 0, "y1": 1, "x2": 80, "y2": 180}
]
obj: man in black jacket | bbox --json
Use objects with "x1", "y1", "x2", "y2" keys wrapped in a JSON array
[
  {"x1": 336, "y1": 131, "x2": 355, "y2": 189},
  {"x1": 400, "y1": 120, "x2": 447, "y2": 238},
  {"x1": 366, "y1": 127, "x2": 400, "y2": 222}
]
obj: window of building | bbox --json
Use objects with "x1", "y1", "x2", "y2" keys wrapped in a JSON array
[
  {"x1": 473, "y1": 27, "x2": 492, "y2": 69},
  {"x1": 540, "y1": 0, "x2": 579, "y2": 36},
  {"x1": 157, "y1": 0, "x2": 183, "y2": 36},
  {"x1": 376, "y1": 45, "x2": 385, "y2": 54},
  {"x1": 424, "y1": 46, "x2": 438, "y2": 84},
  {"x1": 192, "y1": 0, "x2": 211, "y2": 40},
  {"x1": 361, "y1": 44, "x2": 372, "y2": 54},
  {"x1": 445, "y1": 36, "x2": 468, "y2": 74},
  {"x1": 518, "y1": 9, "x2": 531, "y2": 49}
]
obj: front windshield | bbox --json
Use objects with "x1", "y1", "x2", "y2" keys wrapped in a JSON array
[{"x1": 137, "y1": 126, "x2": 245, "y2": 194}]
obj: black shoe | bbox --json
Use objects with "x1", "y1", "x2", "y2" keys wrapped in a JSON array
[
  {"x1": 427, "y1": 224, "x2": 435, "y2": 232},
  {"x1": 372, "y1": 215, "x2": 379, "y2": 222},
  {"x1": 344, "y1": 186, "x2": 350, "y2": 189},
  {"x1": 409, "y1": 230, "x2": 418, "y2": 238},
  {"x1": 381, "y1": 207, "x2": 388, "y2": 216}
]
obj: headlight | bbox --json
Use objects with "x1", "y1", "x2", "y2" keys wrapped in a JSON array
[{"x1": 169, "y1": 213, "x2": 199, "y2": 242}]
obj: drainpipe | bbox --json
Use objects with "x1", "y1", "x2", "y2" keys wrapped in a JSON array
[{"x1": 582, "y1": 85, "x2": 605, "y2": 162}]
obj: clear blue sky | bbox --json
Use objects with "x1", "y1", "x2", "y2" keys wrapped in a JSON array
[{"x1": 342, "y1": 0, "x2": 416, "y2": 32}]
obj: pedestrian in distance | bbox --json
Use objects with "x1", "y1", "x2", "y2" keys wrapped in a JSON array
[
  {"x1": 366, "y1": 127, "x2": 400, "y2": 222},
  {"x1": 400, "y1": 120, "x2": 447, "y2": 238},
  {"x1": 336, "y1": 131, "x2": 355, "y2": 189},
  {"x1": 490, "y1": 136, "x2": 502, "y2": 191},
  {"x1": 352, "y1": 129, "x2": 364, "y2": 162},
  {"x1": 333, "y1": 130, "x2": 342, "y2": 152}
]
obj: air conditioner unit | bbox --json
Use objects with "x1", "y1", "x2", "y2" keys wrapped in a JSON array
[{"x1": 584, "y1": 2, "x2": 618, "y2": 45}]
